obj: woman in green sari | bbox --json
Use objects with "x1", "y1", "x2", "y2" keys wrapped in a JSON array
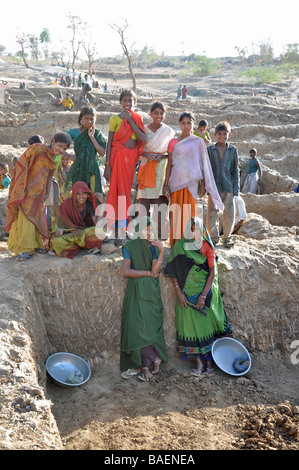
[
  {"x1": 65, "y1": 107, "x2": 106, "y2": 194},
  {"x1": 121, "y1": 217, "x2": 168, "y2": 382},
  {"x1": 165, "y1": 217, "x2": 232, "y2": 376}
]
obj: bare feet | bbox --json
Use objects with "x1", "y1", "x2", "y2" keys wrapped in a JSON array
[
  {"x1": 206, "y1": 360, "x2": 216, "y2": 376},
  {"x1": 190, "y1": 358, "x2": 204, "y2": 377},
  {"x1": 138, "y1": 367, "x2": 155, "y2": 382},
  {"x1": 152, "y1": 357, "x2": 162, "y2": 374}
]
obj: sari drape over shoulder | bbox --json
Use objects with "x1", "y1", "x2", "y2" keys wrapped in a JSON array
[
  {"x1": 6, "y1": 143, "x2": 55, "y2": 238},
  {"x1": 169, "y1": 135, "x2": 223, "y2": 210},
  {"x1": 65, "y1": 128, "x2": 106, "y2": 193},
  {"x1": 105, "y1": 110, "x2": 145, "y2": 228},
  {"x1": 165, "y1": 218, "x2": 232, "y2": 359},
  {"x1": 120, "y1": 230, "x2": 168, "y2": 371},
  {"x1": 137, "y1": 123, "x2": 175, "y2": 195}
]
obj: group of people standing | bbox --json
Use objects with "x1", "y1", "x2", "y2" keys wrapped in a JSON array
[{"x1": 3, "y1": 88, "x2": 254, "y2": 379}]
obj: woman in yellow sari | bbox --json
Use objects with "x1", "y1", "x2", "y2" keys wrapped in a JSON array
[{"x1": 6, "y1": 133, "x2": 71, "y2": 260}]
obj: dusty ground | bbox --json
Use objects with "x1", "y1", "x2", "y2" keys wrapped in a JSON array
[
  {"x1": 47, "y1": 354, "x2": 299, "y2": 451},
  {"x1": 0, "y1": 57, "x2": 298, "y2": 451}
]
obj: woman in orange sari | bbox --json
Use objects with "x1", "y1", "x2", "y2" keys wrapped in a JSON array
[
  {"x1": 104, "y1": 90, "x2": 146, "y2": 240},
  {"x1": 6, "y1": 133, "x2": 71, "y2": 260}
]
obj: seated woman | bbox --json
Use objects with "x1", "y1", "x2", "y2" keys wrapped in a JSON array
[
  {"x1": 165, "y1": 217, "x2": 233, "y2": 376},
  {"x1": 50, "y1": 181, "x2": 105, "y2": 258},
  {"x1": 120, "y1": 216, "x2": 168, "y2": 382}
]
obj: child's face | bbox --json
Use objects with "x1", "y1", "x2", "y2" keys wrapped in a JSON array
[
  {"x1": 0, "y1": 167, "x2": 6, "y2": 176},
  {"x1": 121, "y1": 94, "x2": 135, "y2": 111},
  {"x1": 81, "y1": 114, "x2": 95, "y2": 129},
  {"x1": 142, "y1": 224, "x2": 154, "y2": 241},
  {"x1": 199, "y1": 125, "x2": 206, "y2": 132},
  {"x1": 215, "y1": 130, "x2": 230, "y2": 145},
  {"x1": 151, "y1": 107, "x2": 165, "y2": 126},
  {"x1": 76, "y1": 191, "x2": 88, "y2": 206},
  {"x1": 52, "y1": 141, "x2": 69, "y2": 156},
  {"x1": 62, "y1": 156, "x2": 69, "y2": 167}
]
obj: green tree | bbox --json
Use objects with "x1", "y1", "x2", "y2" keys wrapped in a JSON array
[
  {"x1": 27, "y1": 35, "x2": 40, "y2": 62},
  {"x1": 281, "y1": 43, "x2": 299, "y2": 63},
  {"x1": 40, "y1": 28, "x2": 51, "y2": 61},
  {"x1": 258, "y1": 39, "x2": 274, "y2": 64}
]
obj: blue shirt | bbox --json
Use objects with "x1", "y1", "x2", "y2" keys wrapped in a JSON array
[
  {"x1": 1, "y1": 176, "x2": 11, "y2": 189},
  {"x1": 248, "y1": 158, "x2": 259, "y2": 174}
]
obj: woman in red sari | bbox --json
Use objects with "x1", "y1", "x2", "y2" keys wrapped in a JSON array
[
  {"x1": 104, "y1": 90, "x2": 146, "y2": 239},
  {"x1": 49, "y1": 181, "x2": 105, "y2": 258}
]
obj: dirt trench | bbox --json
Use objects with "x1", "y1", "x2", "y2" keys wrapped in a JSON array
[{"x1": 0, "y1": 244, "x2": 298, "y2": 451}]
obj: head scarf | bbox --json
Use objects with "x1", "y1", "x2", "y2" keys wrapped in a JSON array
[
  {"x1": 56, "y1": 181, "x2": 97, "y2": 229},
  {"x1": 184, "y1": 217, "x2": 216, "y2": 255}
]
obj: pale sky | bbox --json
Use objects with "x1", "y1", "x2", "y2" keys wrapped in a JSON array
[{"x1": 1, "y1": 0, "x2": 298, "y2": 59}]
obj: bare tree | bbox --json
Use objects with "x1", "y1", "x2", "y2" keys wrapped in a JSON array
[
  {"x1": 111, "y1": 20, "x2": 136, "y2": 92},
  {"x1": 81, "y1": 24, "x2": 99, "y2": 75},
  {"x1": 67, "y1": 14, "x2": 83, "y2": 69}
]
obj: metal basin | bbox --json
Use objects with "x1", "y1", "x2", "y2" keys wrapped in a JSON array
[
  {"x1": 46, "y1": 352, "x2": 91, "y2": 387},
  {"x1": 211, "y1": 337, "x2": 251, "y2": 376}
]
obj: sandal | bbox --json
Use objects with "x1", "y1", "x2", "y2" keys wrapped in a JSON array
[
  {"x1": 16, "y1": 252, "x2": 34, "y2": 261},
  {"x1": 47, "y1": 250, "x2": 57, "y2": 256},
  {"x1": 190, "y1": 358, "x2": 204, "y2": 377},
  {"x1": 88, "y1": 248, "x2": 101, "y2": 255},
  {"x1": 34, "y1": 248, "x2": 47, "y2": 254},
  {"x1": 138, "y1": 367, "x2": 155, "y2": 382},
  {"x1": 121, "y1": 368, "x2": 140, "y2": 379},
  {"x1": 223, "y1": 237, "x2": 234, "y2": 248}
]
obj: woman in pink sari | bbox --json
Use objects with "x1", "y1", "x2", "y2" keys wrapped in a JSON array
[{"x1": 163, "y1": 112, "x2": 223, "y2": 246}]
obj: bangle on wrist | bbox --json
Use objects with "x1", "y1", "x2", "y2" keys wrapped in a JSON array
[{"x1": 200, "y1": 294, "x2": 206, "y2": 300}]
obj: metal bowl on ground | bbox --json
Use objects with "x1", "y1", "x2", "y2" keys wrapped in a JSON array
[
  {"x1": 211, "y1": 337, "x2": 251, "y2": 376},
  {"x1": 46, "y1": 352, "x2": 91, "y2": 387}
]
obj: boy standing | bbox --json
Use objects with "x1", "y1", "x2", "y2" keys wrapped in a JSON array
[{"x1": 207, "y1": 121, "x2": 239, "y2": 248}]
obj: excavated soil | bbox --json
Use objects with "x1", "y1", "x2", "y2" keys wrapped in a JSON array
[{"x1": 0, "y1": 59, "x2": 298, "y2": 451}]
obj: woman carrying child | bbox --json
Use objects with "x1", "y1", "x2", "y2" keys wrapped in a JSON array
[
  {"x1": 5, "y1": 133, "x2": 71, "y2": 261},
  {"x1": 65, "y1": 106, "x2": 106, "y2": 194}
]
